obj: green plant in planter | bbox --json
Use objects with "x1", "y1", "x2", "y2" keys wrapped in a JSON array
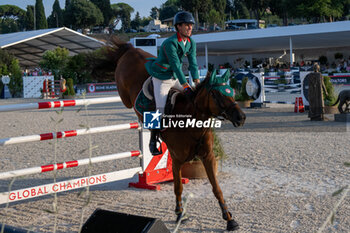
[
  {"x1": 63, "y1": 78, "x2": 75, "y2": 97},
  {"x1": 230, "y1": 77, "x2": 252, "y2": 101},
  {"x1": 212, "y1": 128, "x2": 227, "y2": 161},
  {"x1": 192, "y1": 128, "x2": 227, "y2": 161},
  {"x1": 275, "y1": 75, "x2": 287, "y2": 85},
  {"x1": 323, "y1": 76, "x2": 337, "y2": 106}
]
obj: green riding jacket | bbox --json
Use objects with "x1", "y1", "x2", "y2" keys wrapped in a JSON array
[{"x1": 145, "y1": 32, "x2": 199, "y2": 85}]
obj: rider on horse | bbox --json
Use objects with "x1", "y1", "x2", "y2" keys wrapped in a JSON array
[{"x1": 145, "y1": 11, "x2": 200, "y2": 155}]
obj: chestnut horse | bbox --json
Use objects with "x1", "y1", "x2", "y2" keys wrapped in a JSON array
[{"x1": 94, "y1": 38, "x2": 246, "y2": 231}]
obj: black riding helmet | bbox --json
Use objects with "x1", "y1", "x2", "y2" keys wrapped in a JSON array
[{"x1": 174, "y1": 11, "x2": 195, "y2": 26}]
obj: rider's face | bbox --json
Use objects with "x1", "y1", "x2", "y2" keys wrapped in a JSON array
[{"x1": 177, "y1": 23, "x2": 193, "y2": 38}]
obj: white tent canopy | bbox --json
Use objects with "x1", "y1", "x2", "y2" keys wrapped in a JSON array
[
  {"x1": 157, "y1": 20, "x2": 350, "y2": 67},
  {"x1": 0, "y1": 27, "x2": 104, "y2": 68}
]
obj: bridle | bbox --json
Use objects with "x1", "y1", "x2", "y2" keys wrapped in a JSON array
[{"x1": 208, "y1": 83, "x2": 238, "y2": 121}]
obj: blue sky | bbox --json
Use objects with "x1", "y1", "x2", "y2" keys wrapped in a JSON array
[{"x1": 1, "y1": 0, "x2": 167, "y2": 18}]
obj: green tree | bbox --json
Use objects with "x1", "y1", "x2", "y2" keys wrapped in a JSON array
[
  {"x1": 140, "y1": 16, "x2": 152, "y2": 27},
  {"x1": 47, "y1": 0, "x2": 64, "y2": 28},
  {"x1": 233, "y1": 0, "x2": 250, "y2": 19},
  {"x1": 131, "y1": 12, "x2": 142, "y2": 30},
  {"x1": 111, "y1": 3, "x2": 134, "y2": 31},
  {"x1": 213, "y1": 0, "x2": 226, "y2": 27},
  {"x1": 150, "y1": 7, "x2": 159, "y2": 19},
  {"x1": 225, "y1": 0, "x2": 235, "y2": 20},
  {"x1": 0, "y1": 49, "x2": 22, "y2": 97},
  {"x1": 179, "y1": 0, "x2": 213, "y2": 27},
  {"x1": 207, "y1": 9, "x2": 221, "y2": 27},
  {"x1": 159, "y1": 0, "x2": 180, "y2": 20},
  {"x1": 91, "y1": 0, "x2": 112, "y2": 26},
  {"x1": 64, "y1": 0, "x2": 103, "y2": 30},
  {"x1": 35, "y1": 0, "x2": 48, "y2": 29},
  {"x1": 39, "y1": 47, "x2": 70, "y2": 79},
  {"x1": 8, "y1": 59, "x2": 23, "y2": 97},
  {"x1": 159, "y1": 4, "x2": 179, "y2": 20},
  {"x1": 0, "y1": 18, "x2": 19, "y2": 33},
  {"x1": 269, "y1": 0, "x2": 290, "y2": 25},
  {"x1": 243, "y1": 0, "x2": 271, "y2": 23},
  {"x1": 63, "y1": 53, "x2": 92, "y2": 84},
  {"x1": 0, "y1": 5, "x2": 26, "y2": 33},
  {"x1": 24, "y1": 5, "x2": 34, "y2": 30},
  {"x1": 65, "y1": 0, "x2": 71, "y2": 8},
  {"x1": 288, "y1": 0, "x2": 345, "y2": 23}
]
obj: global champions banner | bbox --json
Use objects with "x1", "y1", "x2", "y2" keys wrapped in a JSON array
[
  {"x1": 329, "y1": 74, "x2": 350, "y2": 85},
  {"x1": 86, "y1": 82, "x2": 117, "y2": 93}
]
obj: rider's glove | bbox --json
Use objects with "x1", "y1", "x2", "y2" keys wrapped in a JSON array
[{"x1": 183, "y1": 83, "x2": 194, "y2": 99}]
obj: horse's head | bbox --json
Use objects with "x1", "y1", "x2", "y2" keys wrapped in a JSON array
[{"x1": 194, "y1": 70, "x2": 246, "y2": 127}]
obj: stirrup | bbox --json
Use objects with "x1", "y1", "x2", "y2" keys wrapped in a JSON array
[
  {"x1": 149, "y1": 140, "x2": 162, "y2": 156},
  {"x1": 149, "y1": 132, "x2": 162, "y2": 156}
]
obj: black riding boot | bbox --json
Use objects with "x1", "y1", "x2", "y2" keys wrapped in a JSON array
[{"x1": 149, "y1": 129, "x2": 162, "y2": 156}]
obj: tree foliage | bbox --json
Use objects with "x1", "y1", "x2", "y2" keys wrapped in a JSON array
[
  {"x1": 111, "y1": 3, "x2": 134, "y2": 31},
  {"x1": 0, "y1": 5, "x2": 26, "y2": 33},
  {"x1": 39, "y1": 47, "x2": 70, "y2": 79},
  {"x1": 243, "y1": 0, "x2": 271, "y2": 22},
  {"x1": 35, "y1": 0, "x2": 48, "y2": 29},
  {"x1": 232, "y1": 0, "x2": 250, "y2": 19},
  {"x1": 150, "y1": 7, "x2": 159, "y2": 19},
  {"x1": 207, "y1": 9, "x2": 221, "y2": 26},
  {"x1": 131, "y1": 12, "x2": 142, "y2": 30},
  {"x1": 47, "y1": 0, "x2": 64, "y2": 28},
  {"x1": 0, "y1": 49, "x2": 23, "y2": 97},
  {"x1": 179, "y1": 0, "x2": 213, "y2": 25},
  {"x1": 24, "y1": 5, "x2": 34, "y2": 30},
  {"x1": 90, "y1": 0, "x2": 112, "y2": 26},
  {"x1": 159, "y1": 4, "x2": 179, "y2": 20},
  {"x1": 64, "y1": 53, "x2": 92, "y2": 84},
  {"x1": 213, "y1": 0, "x2": 226, "y2": 26},
  {"x1": 285, "y1": 0, "x2": 348, "y2": 23},
  {"x1": 64, "y1": 0, "x2": 103, "y2": 30}
]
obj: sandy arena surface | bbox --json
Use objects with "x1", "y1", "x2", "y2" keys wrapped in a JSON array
[{"x1": 0, "y1": 95, "x2": 349, "y2": 233}]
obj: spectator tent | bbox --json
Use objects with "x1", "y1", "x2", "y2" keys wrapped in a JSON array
[{"x1": 0, "y1": 27, "x2": 104, "y2": 68}]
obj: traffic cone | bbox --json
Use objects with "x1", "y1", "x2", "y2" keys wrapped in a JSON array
[
  {"x1": 294, "y1": 97, "x2": 299, "y2": 113},
  {"x1": 298, "y1": 97, "x2": 304, "y2": 113}
]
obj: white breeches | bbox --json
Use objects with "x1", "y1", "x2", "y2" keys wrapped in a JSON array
[{"x1": 152, "y1": 77, "x2": 183, "y2": 115}]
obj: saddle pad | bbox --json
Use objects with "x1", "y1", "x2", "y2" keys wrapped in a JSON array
[{"x1": 134, "y1": 90, "x2": 156, "y2": 117}]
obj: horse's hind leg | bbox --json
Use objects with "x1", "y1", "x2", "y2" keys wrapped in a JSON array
[
  {"x1": 202, "y1": 155, "x2": 239, "y2": 231},
  {"x1": 172, "y1": 159, "x2": 184, "y2": 222}
]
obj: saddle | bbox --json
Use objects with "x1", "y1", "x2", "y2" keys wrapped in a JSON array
[{"x1": 134, "y1": 77, "x2": 180, "y2": 117}]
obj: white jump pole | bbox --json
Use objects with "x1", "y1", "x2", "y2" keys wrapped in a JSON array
[
  {"x1": 0, "y1": 151, "x2": 141, "y2": 180},
  {"x1": 0, "y1": 96, "x2": 122, "y2": 112},
  {"x1": 0, "y1": 122, "x2": 139, "y2": 146}
]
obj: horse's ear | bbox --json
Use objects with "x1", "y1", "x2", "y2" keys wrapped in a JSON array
[
  {"x1": 209, "y1": 69, "x2": 217, "y2": 84},
  {"x1": 221, "y1": 70, "x2": 230, "y2": 82}
]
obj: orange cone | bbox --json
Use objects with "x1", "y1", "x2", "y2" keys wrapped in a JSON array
[
  {"x1": 298, "y1": 97, "x2": 304, "y2": 113},
  {"x1": 294, "y1": 97, "x2": 299, "y2": 113}
]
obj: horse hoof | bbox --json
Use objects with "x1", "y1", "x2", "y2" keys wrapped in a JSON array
[
  {"x1": 176, "y1": 212, "x2": 188, "y2": 223},
  {"x1": 227, "y1": 219, "x2": 239, "y2": 231}
]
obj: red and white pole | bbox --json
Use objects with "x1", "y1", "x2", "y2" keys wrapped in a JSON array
[
  {"x1": 0, "y1": 122, "x2": 139, "y2": 146},
  {"x1": 0, "y1": 150, "x2": 141, "y2": 180},
  {"x1": 0, "y1": 96, "x2": 122, "y2": 112}
]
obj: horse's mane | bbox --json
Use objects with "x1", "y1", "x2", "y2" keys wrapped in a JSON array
[
  {"x1": 91, "y1": 37, "x2": 133, "y2": 81},
  {"x1": 193, "y1": 71, "x2": 211, "y2": 96}
]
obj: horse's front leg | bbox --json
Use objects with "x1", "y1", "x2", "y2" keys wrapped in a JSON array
[
  {"x1": 202, "y1": 154, "x2": 239, "y2": 231},
  {"x1": 172, "y1": 159, "x2": 184, "y2": 222}
]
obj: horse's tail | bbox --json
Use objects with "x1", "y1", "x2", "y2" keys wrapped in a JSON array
[
  {"x1": 91, "y1": 37, "x2": 133, "y2": 81},
  {"x1": 332, "y1": 94, "x2": 340, "y2": 106}
]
